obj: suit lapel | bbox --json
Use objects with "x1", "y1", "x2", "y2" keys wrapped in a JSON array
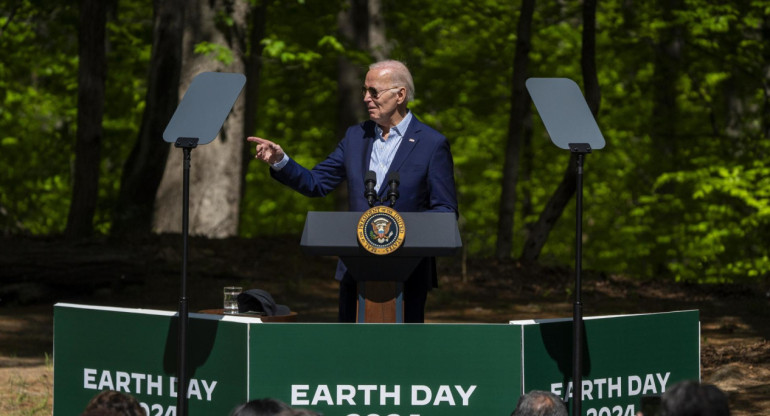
[
  {"x1": 361, "y1": 121, "x2": 376, "y2": 175},
  {"x1": 389, "y1": 117, "x2": 421, "y2": 173}
]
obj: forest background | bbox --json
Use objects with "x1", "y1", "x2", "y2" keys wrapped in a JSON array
[
  {"x1": 2, "y1": 0, "x2": 770, "y2": 289},
  {"x1": 2, "y1": 1, "x2": 770, "y2": 415}
]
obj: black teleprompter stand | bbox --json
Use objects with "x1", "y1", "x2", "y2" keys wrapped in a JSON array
[
  {"x1": 569, "y1": 141, "x2": 590, "y2": 416},
  {"x1": 162, "y1": 72, "x2": 245, "y2": 416},
  {"x1": 526, "y1": 78, "x2": 606, "y2": 416},
  {"x1": 174, "y1": 136, "x2": 197, "y2": 416}
]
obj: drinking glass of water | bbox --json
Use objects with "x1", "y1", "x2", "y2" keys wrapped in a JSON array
[{"x1": 223, "y1": 286, "x2": 242, "y2": 314}]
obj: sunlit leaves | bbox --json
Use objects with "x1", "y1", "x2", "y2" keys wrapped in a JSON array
[
  {"x1": 0, "y1": 0, "x2": 152, "y2": 235},
  {"x1": 629, "y1": 162, "x2": 770, "y2": 282},
  {"x1": 0, "y1": 2, "x2": 78, "y2": 234},
  {"x1": 195, "y1": 41, "x2": 235, "y2": 65},
  {"x1": 318, "y1": 35, "x2": 345, "y2": 53},
  {"x1": 261, "y1": 36, "x2": 323, "y2": 67},
  {"x1": 3, "y1": 0, "x2": 770, "y2": 284}
]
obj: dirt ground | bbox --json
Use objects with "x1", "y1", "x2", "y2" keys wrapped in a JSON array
[{"x1": 1, "y1": 234, "x2": 769, "y2": 415}]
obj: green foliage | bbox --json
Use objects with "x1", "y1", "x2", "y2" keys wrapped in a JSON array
[
  {"x1": 0, "y1": 2, "x2": 79, "y2": 234},
  {"x1": 0, "y1": 0, "x2": 153, "y2": 235},
  {"x1": 5, "y1": 0, "x2": 770, "y2": 284},
  {"x1": 386, "y1": 0, "x2": 519, "y2": 254},
  {"x1": 240, "y1": 0, "x2": 340, "y2": 236},
  {"x1": 573, "y1": 0, "x2": 770, "y2": 282},
  {"x1": 195, "y1": 41, "x2": 235, "y2": 65},
  {"x1": 98, "y1": 1, "x2": 154, "y2": 234},
  {"x1": 626, "y1": 161, "x2": 770, "y2": 282}
]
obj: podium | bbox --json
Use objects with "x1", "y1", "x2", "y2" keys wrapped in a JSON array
[{"x1": 300, "y1": 211, "x2": 462, "y2": 323}]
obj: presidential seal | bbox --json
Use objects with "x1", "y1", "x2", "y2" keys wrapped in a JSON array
[{"x1": 357, "y1": 206, "x2": 406, "y2": 255}]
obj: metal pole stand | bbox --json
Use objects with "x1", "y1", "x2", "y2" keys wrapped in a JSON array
[
  {"x1": 569, "y1": 142, "x2": 590, "y2": 416},
  {"x1": 174, "y1": 136, "x2": 198, "y2": 416}
]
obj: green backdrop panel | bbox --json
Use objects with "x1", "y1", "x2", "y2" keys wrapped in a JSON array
[
  {"x1": 53, "y1": 304, "x2": 250, "y2": 415},
  {"x1": 515, "y1": 310, "x2": 700, "y2": 416},
  {"x1": 53, "y1": 305, "x2": 699, "y2": 416},
  {"x1": 247, "y1": 323, "x2": 523, "y2": 416}
]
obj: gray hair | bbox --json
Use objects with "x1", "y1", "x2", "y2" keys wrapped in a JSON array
[
  {"x1": 661, "y1": 380, "x2": 730, "y2": 416},
  {"x1": 511, "y1": 391, "x2": 568, "y2": 416},
  {"x1": 369, "y1": 60, "x2": 415, "y2": 102}
]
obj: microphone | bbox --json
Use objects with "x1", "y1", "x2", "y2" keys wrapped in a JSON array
[
  {"x1": 364, "y1": 170, "x2": 377, "y2": 207},
  {"x1": 386, "y1": 172, "x2": 400, "y2": 207}
]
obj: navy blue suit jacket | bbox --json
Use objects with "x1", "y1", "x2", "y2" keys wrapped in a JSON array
[{"x1": 270, "y1": 116, "x2": 458, "y2": 283}]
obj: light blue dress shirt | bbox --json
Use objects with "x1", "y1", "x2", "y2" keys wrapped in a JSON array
[{"x1": 370, "y1": 111, "x2": 412, "y2": 192}]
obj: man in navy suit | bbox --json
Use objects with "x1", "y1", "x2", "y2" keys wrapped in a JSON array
[{"x1": 247, "y1": 60, "x2": 458, "y2": 323}]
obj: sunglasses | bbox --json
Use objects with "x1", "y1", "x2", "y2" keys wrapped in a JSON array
[{"x1": 362, "y1": 86, "x2": 401, "y2": 99}]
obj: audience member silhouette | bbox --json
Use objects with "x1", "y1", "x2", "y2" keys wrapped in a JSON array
[
  {"x1": 81, "y1": 390, "x2": 145, "y2": 416},
  {"x1": 511, "y1": 390, "x2": 568, "y2": 416},
  {"x1": 231, "y1": 398, "x2": 320, "y2": 416},
  {"x1": 81, "y1": 410, "x2": 121, "y2": 416},
  {"x1": 661, "y1": 380, "x2": 730, "y2": 416},
  {"x1": 285, "y1": 409, "x2": 320, "y2": 416}
]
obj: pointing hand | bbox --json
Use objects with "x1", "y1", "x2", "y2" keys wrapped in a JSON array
[{"x1": 247, "y1": 136, "x2": 285, "y2": 165}]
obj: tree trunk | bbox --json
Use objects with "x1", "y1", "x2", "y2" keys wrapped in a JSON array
[
  {"x1": 650, "y1": 0, "x2": 683, "y2": 172},
  {"x1": 763, "y1": 18, "x2": 770, "y2": 143},
  {"x1": 581, "y1": 0, "x2": 601, "y2": 116},
  {"x1": 367, "y1": 0, "x2": 389, "y2": 61},
  {"x1": 111, "y1": 0, "x2": 186, "y2": 238},
  {"x1": 241, "y1": 2, "x2": 267, "y2": 203},
  {"x1": 520, "y1": 108, "x2": 534, "y2": 235},
  {"x1": 495, "y1": 0, "x2": 535, "y2": 260},
  {"x1": 520, "y1": 0, "x2": 600, "y2": 262},
  {"x1": 647, "y1": 0, "x2": 684, "y2": 275},
  {"x1": 333, "y1": 0, "x2": 389, "y2": 210},
  {"x1": 152, "y1": 0, "x2": 248, "y2": 238},
  {"x1": 65, "y1": 0, "x2": 107, "y2": 240},
  {"x1": 334, "y1": 0, "x2": 370, "y2": 210},
  {"x1": 519, "y1": 156, "x2": 578, "y2": 262}
]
